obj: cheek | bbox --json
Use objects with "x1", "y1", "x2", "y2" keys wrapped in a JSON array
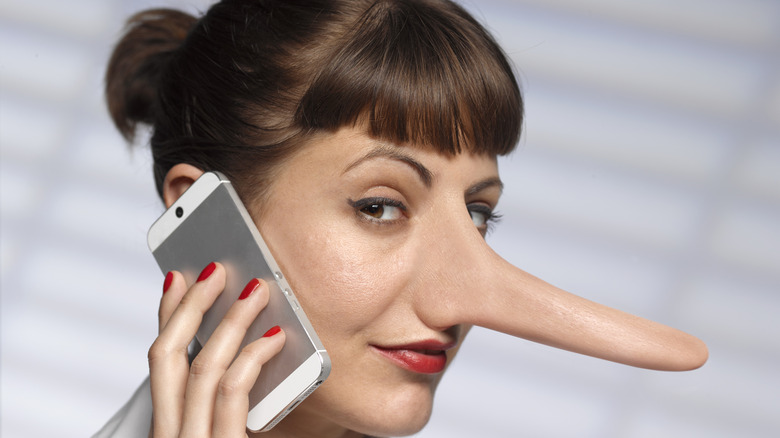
[{"x1": 262, "y1": 214, "x2": 415, "y2": 337}]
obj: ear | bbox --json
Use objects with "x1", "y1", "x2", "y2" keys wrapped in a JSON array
[{"x1": 162, "y1": 163, "x2": 205, "y2": 208}]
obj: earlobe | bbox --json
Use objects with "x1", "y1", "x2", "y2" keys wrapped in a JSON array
[{"x1": 162, "y1": 163, "x2": 205, "y2": 208}]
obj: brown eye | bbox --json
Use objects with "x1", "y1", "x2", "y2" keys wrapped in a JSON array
[
  {"x1": 360, "y1": 203, "x2": 403, "y2": 220},
  {"x1": 361, "y1": 203, "x2": 385, "y2": 218},
  {"x1": 350, "y1": 197, "x2": 406, "y2": 222}
]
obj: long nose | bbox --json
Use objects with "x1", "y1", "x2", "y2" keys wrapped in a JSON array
[{"x1": 413, "y1": 209, "x2": 708, "y2": 372}]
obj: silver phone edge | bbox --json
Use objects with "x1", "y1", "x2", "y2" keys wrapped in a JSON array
[{"x1": 146, "y1": 171, "x2": 332, "y2": 431}]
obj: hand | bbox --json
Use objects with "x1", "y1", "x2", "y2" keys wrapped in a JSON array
[{"x1": 147, "y1": 262, "x2": 286, "y2": 437}]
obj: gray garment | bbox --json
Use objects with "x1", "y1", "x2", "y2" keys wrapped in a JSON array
[{"x1": 92, "y1": 377, "x2": 152, "y2": 438}]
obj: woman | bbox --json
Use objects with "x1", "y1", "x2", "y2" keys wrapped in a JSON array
[{"x1": 97, "y1": 0, "x2": 708, "y2": 437}]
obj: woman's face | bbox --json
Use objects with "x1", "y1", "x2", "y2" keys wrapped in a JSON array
[{"x1": 254, "y1": 127, "x2": 502, "y2": 437}]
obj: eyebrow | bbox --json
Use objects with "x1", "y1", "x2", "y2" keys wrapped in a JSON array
[
  {"x1": 466, "y1": 177, "x2": 503, "y2": 196},
  {"x1": 342, "y1": 144, "x2": 434, "y2": 188}
]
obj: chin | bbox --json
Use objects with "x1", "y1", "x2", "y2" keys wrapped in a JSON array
[
  {"x1": 351, "y1": 408, "x2": 433, "y2": 437},
  {"x1": 297, "y1": 378, "x2": 438, "y2": 437},
  {"x1": 351, "y1": 384, "x2": 437, "y2": 437}
]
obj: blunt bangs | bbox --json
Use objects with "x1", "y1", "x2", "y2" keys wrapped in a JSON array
[{"x1": 296, "y1": 0, "x2": 523, "y2": 156}]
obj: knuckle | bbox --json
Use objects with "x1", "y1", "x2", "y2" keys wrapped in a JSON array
[
  {"x1": 241, "y1": 342, "x2": 264, "y2": 357},
  {"x1": 176, "y1": 290, "x2": 197, "y2": 309},
  {"x1": 188, "y1": 356, "x2": 214, "y2": 378},
  {"x1": 147, "y1": 338, "x2": 173, "y2": 364},
  {"x1": 240, "y1": 340, "x2": 275, "y2": 363},
  {"x1": 216, "y1": 375, "x2": 244, "y2": 398}
]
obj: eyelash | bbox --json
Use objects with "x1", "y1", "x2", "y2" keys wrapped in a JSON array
[
  {"x1": 349, "y1": 197, "x2": 407, "y2": 224},
  {"x1": 467, "y1": 204, "x2": 502, "y2": 235},
  {"x1": 349, "y1": 197, "x2": 502, "y2": 234}
]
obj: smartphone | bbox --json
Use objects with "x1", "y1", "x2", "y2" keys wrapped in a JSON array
[{"x1": 147, "y1": 171, "x2": 330, "y2": 432}]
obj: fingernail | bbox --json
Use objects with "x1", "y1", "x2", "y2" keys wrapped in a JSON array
[
  {"x1": 163, "y1": 272, "x2": 173, "y2": 294},
  {"x1": 262, "y1": 325, "x2": 282, "y2": 338},
  {"x1": 239, "y1": 278, "x2": 261, "y2": 300},
  {"x1": 197, "y1": 262, "x2": 216, "y2": 282}
]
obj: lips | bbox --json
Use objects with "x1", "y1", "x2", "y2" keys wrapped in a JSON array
[{"x1": 371, "y1": 340, "x2": 456, "y2": 374}]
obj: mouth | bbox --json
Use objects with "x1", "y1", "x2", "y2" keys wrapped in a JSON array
[{"x1": 371, "y1": 340, "x2": 456, "y2": 374}]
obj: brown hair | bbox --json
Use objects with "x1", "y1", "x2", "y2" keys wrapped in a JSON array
[{"x1": 106, "y1": 0, "x2": 523, "y2": 204}]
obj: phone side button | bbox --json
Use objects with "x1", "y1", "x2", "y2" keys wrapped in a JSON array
[
  {"x1": 290, "y1": 298, "x2": 300, "y2": 310},
  {"x1": 283, "y1": 288, "x2": 292, "y2": 297}
]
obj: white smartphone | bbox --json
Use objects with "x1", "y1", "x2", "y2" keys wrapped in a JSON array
[{"x1": 147, "y1": 171, "x2": 330, "y2": 432}]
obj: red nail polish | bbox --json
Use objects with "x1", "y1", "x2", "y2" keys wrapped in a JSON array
[
  {"x1": 239, "y1": 278, "x2": 261, "y2": 300},
  {"x1": 197, "y1": 262, "x2": 216, "y2": 282},
  {"x1": 163, "y1": 272, "x2": 173, "y2": 294},
  {"x1": 262, "y1": 325, "x2": 281, "y2": 338}
]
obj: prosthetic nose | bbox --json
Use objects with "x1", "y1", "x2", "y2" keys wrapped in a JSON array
[{"x1": 416, "y1": 217, "x2": 708, "y2": 372}]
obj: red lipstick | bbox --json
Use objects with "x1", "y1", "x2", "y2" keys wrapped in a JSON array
[{"x1": 372, "y1": 340, "x2": 455, "y2": 374}]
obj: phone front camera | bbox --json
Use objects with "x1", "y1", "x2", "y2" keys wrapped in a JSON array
[{"x1": 175, "y1": 207, "x2": 184, "y2": 218}]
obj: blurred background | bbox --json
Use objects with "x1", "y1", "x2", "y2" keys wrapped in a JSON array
[{"x1": 1, "y1": 0, "x2": 778, "y2": 437}]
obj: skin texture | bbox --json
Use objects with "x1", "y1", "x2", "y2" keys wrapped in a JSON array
[{"x1": 157, "y1": 127, "x2": 708, "y2": 438}]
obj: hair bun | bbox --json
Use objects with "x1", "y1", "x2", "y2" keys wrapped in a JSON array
[{"x1": 105, "y1": 8, "x2": 196, "y2": 141}]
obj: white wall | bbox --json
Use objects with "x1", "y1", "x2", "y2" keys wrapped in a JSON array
[{"x1": 2, "y1": 1, "x2": 778, "y2": 437}]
